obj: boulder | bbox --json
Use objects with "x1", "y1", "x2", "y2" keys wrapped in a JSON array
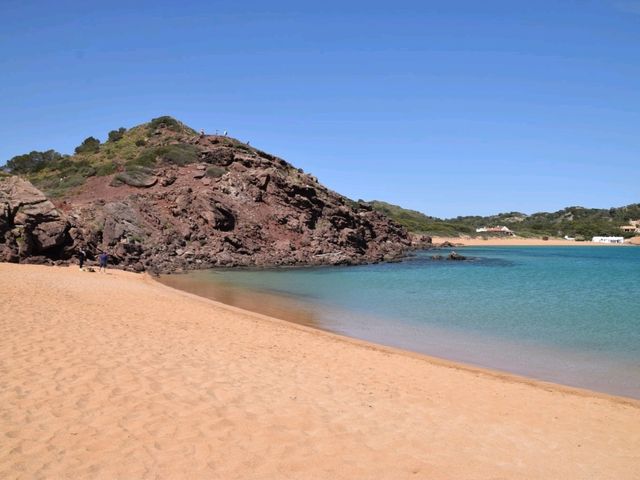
[
  {"x1": 0, "y1": 176, "x2": 70, "y2": 261},
  {"x1": 410, "y1": 233, "x2": 433, "y2": 248},
  {"x1": 160, "y1": 175, "x2": 177, "y2": 187},
  {"x1": 439, "y1": 241, "x2": 457, "y2": 248},
  {"x1": 111, "y1": 171, "x2": 157, "y2": 188}
]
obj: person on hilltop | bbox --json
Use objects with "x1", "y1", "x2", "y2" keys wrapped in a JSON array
[
  {"x1": 98, "y1": 251, "x2": 109, "y2": 273},
  {"x1": 199, "y1": 128, "x2": 205, "y2": 137}
]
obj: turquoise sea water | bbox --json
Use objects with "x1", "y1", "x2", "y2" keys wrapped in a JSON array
[{"x1": 161, "y1": 247, "x2": 640, "y2": 399}]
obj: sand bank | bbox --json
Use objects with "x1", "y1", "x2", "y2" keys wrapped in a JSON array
[
  {"x1": 432, "y1": 236, "x2": 631, "y2": 246},
  {"x1": 1, "y1": 263, "x2": 639, "y2": 479}
]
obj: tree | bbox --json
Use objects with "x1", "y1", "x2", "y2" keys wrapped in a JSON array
[
  {"x1": 108, "y1": 127, "x2": 127, "y2": 143},
  {"x1": 75, "y1": 137, "x2": 101, "y2": 154},
  {"x1": 148, "y1": 116, "x2": 181, "y2": 132},
  {"x1": 5, "y1": 150, "x2": 63, "y2": 174}
]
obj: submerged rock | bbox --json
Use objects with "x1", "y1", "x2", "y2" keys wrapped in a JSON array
[{"x1": 448, "y1": 251, "x2": 466, "y2": 261}]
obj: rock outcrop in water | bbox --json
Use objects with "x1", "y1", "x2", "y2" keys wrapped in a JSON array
[{"x1": 1, "y1": 118, "x2": 413, "y2": 272}]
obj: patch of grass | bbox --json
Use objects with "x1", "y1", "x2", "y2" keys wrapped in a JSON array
[
  {"x1": 95, "y1": 162, "x2": 117, "y2": 176},
  {"x1": 206, "y1": 166, "x2": 227, "y2": 178},
  {"x1": 29, "y1": 158, "x2": 99, "y2": 196},
  {"x1": 130, "y1": 144, "x2": 200, "y2": 169},
  {"x1": 158, "y1": 144, "x2": 200, "y2": 165},
  {"x1": 46, "y1": 173, "x2": 88, "y2": 197},
  {"x1": 127, "y1": 148, "x2": 158, "y2": 169}
]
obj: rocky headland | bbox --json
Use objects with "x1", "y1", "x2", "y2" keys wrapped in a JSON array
[{"x1": 1, "y1": 117, "x2": 430, "y2": 273}]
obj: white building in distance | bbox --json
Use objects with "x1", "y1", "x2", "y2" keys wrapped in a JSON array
[
  {"x1": 475, "y1": 226, "x2": 514, "y2": 236},
  {"x1": 592, "y1": 236, "x2": 624, "y2": 244}
]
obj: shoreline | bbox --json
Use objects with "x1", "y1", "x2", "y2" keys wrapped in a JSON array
[
  {"x1": 2, "y1": 263, "x2": 639, "y2": 478},
  {"x1": 158, "y1": 270, "x2": 640, "y2": 401},
  {"x1": 431, "y1": 236, "x2": 637, "y2": 246},
  {"x1": 155, "y1": 273, "x2": 639, "y2": 406}
]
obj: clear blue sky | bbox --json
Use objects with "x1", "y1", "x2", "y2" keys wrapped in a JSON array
[{"x1": 1, "y1": 0, "x2": 638, "y2": 217}]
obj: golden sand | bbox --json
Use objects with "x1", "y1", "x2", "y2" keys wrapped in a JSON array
[{"x1": 1, "y1": 263, "x2": 639, "y2": 479}]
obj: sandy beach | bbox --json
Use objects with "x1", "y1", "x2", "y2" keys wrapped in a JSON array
[
  {"x1": 1, "y1": 263, "x2": 639, "y2": 479},
  {"x1": 432, "y1": 236, "x2": 636, "y2": 246}
]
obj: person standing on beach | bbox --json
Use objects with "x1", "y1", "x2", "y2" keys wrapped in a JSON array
[
  {"x1": 98, "y1": 252, "x2": 109, "y2": 273},
  {"x1": 77, "y1": 249, "x2": 86, "y2": 271}
]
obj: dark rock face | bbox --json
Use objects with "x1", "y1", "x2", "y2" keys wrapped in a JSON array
[
  {"x1": 2, "y1": 135, "x2": 413, "y2": 272},
  {"x1": 0, "y1": 176, "x2": 71, "y2": 262}
]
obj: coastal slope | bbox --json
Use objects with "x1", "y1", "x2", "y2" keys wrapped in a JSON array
[
  {"x1": 1, "y1": 117, "x2": 411, "y2": 272},
  {"x1": 1, "y1": 263, "x2": 639, "y2": 479}
]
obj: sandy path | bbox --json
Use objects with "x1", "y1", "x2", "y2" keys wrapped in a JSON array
[{"x1": 1, "y1": 263, "x2": 639, "y2": 479}]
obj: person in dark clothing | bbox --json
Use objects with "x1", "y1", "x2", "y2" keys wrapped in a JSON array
[
  {"x1": 98, "y1": 252, "x2": 108, "y2": 273},
  {"x1": 78, "y1": 249, "x2": 86, "y2": 270}
]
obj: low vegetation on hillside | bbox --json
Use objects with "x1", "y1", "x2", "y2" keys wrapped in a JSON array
[
  {"x1": 3, "y1": 118, "x2": 637, "y2": 241},
  {"x1": 363, "y1": 201, "x2": 475, "y2": 236},
  {"x1": 367, "y1": 201, "x2": 640, "y2": 239},
  {"x1": 2, "y1": 116, "x2": 198, "y2": 197}
]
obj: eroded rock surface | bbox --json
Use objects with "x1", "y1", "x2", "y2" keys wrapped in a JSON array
[
  {"x1": 0, "y1": 176, "x2": 70, "y2": 262},
  {"x1": 2, "y1": 134, "x2": 413, "y2": 272}
]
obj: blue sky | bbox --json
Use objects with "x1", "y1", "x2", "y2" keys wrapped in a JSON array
[{"x1": 1, "y1": 0, "x2": 638, "y2": 217}]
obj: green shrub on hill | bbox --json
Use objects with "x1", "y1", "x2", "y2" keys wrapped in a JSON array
[
  {"x1": 129, "y1": 143, "x2": 199, "y2": 169},
  {"x1": 107, "y1": 127, "x2": 127, "y2": 142},
  {"x1": 6, "y1": 150, "x2": 65, "y2": 174},
  {"x1": 148, "y1": 116, "x2": 182, "y2": 132},
  {"x1": 95, "y1": 161, "x2": 117, "y2": 176},
  {"x1": 156, "y1": 144, "x2": 199, "y2": 165},
  {"x1": 74, "y1": 136, "x2": 101, "y2": 154}
]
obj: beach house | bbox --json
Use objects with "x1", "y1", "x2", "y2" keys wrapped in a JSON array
[
  {"x1": 592, "y1": 236, "x2": 624, "y2": 244},
  {"x1": 619, "y1": 220, "x2": 640, "y2": 233}
]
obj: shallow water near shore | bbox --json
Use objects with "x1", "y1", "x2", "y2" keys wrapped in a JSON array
[{"x1": 160, "y1": 246, "x2": 640, "y2": 399}]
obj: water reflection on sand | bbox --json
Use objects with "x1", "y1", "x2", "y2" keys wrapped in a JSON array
[{"x1": 159, "y1": 273, "x2": 321, "y2": 329}]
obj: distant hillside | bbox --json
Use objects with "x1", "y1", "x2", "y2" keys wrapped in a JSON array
[
  {"x1": 364, "y1": 201, "x2": 475, "y2": 236},
  {"x1": 367, "y1": 201, "x2": 640, "y2": 239}
]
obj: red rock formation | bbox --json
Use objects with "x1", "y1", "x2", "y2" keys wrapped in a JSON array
[
  {"x1": 2, "y1": 132, "x2": 412, "y2": 272},
  {"x1": 0, "y1": 176, "x2": 70, "y2": 263}
]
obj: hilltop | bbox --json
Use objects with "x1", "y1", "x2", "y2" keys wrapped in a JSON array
[
  {"x1": 367, "y1": 200, "x2": 640, "y2": 240},
  {"x1": 1, "y1": 117, "x2": 413, "y2": 271}
]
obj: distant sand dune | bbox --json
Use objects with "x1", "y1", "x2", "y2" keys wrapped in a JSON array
[{"x1": 1, "y1": 263, "x2": 639, "y2": 479}]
